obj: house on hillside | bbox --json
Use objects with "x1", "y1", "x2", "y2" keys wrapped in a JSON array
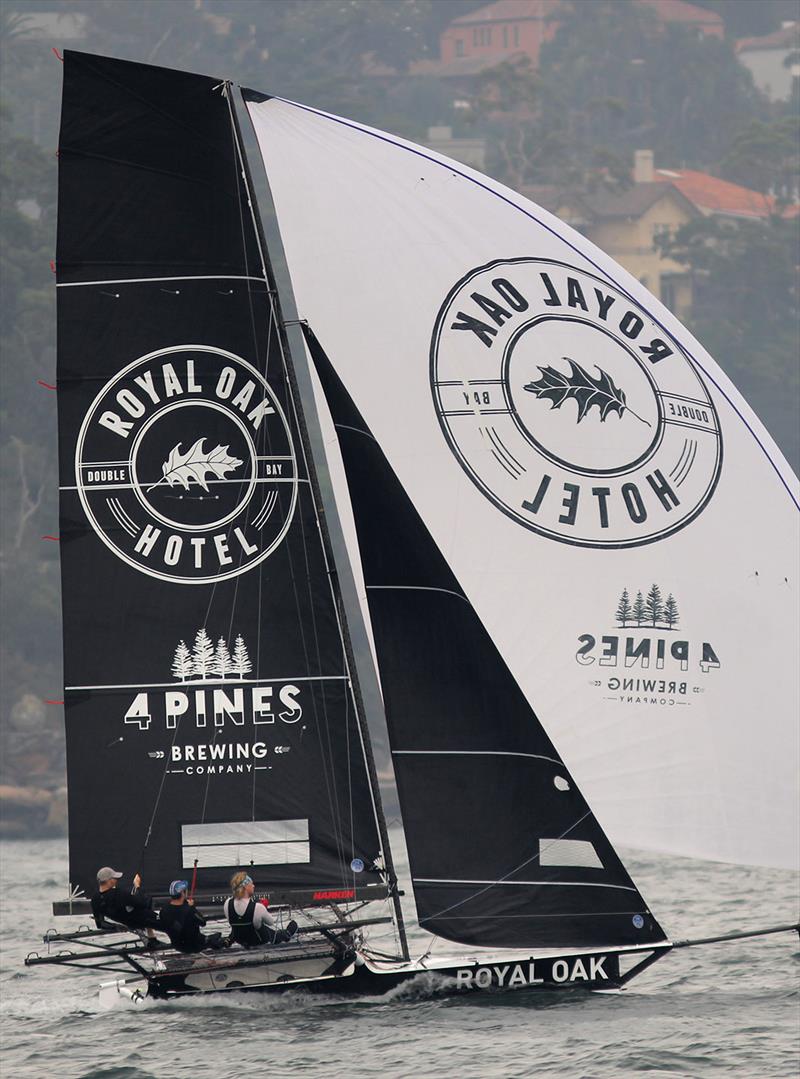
[
  {"x1": 421, "y1": 0, "x2": 724, "y2": 78},
  {"x1": 523, "y1": 150, "x2": 782, "y2": 317},
  {"x1": 736, "y1": 22, "x2": 800, "y2": 102}
]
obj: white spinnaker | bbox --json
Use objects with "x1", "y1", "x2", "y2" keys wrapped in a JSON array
[{"x1": 247, "y1": 95, "x2": 799, "y2": 872}]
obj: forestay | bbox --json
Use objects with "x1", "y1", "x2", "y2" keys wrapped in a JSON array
[
  {"x1": 246, "y1": 95, "x2": 799, "y2": 871},
  {"x1": 56, "y1": 53, "x2": 384, "y2": 898}
]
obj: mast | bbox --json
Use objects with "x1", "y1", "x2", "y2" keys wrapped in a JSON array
[{"x1": 226, "y1": 86, "x2": 409, "y2": 960}]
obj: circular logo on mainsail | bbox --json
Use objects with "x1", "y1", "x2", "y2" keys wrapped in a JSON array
[
  {"x1": 430, "y1": 259, "x2": 722, "y2": 548},
  {"x1": 75, "y1": 345, "x2": 297, "y2": 583}
]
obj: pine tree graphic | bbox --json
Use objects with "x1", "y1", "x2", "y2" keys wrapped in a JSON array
[
  {"x1": 664, "y1": 593, "x2": 680, "y2": 629},
  {"x1": 212, "y1": 637, "x2": 233, "y2": 679},
  {"x1": 645, "y1": 583, "x2": 664, "y2": 627},
  {"x1": 192, "y1": 628, "x2": 215, "y2": 679},
  {"x1": 632, "y1": 590, "x2": 646, "y2": 627},
  {"x1": 615, "y1": 588, "x2": 632, "y2": 627},
  {"x1": 232, "y1": 635, "x2": 252, "y2": 678},
  {"x1": 171, "y1": 640, "x2": 193, "y2": 682}
]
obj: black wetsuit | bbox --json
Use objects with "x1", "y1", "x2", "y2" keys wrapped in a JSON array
[
  {"x1": 91, "y1": 886, "x2": 158, "y2": 930},
  {"x1": 159, "y1": 901, "x2": 222, "y2": 953}
]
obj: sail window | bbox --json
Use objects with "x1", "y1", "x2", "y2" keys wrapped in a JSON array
[
  {"x1": 181, "y1": 819, "x2": 310, "y2": 868},
  {"x1": 553, "y1": 776, "x2": 570, "y2": 791},
  {"x1": 539, "y1": 839, "x2": 602, "y2": 868}
]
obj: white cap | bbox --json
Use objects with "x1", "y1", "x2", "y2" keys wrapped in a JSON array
[{"x1": 96, "y1": 866, "x2": 123, "y2": 883}]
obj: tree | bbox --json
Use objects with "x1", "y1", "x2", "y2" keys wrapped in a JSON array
[
  {"x1": 719, "y1": 118, "x2": 800, "y2": 199},
  {"x1": 646, "y1": 583, "x2": 664, "y2": 627},
  {"x1": 212, "y1": 637, "x2": 233, "y2": 679},
  {"x1": 539, "y1": 3, "x2": 764, "y2": 169},
  {"x1": 616, "y1": 588, "x2": 632, "y2": 627},
  {"x1": 632, "y1": 591, "x2": 646, "y2": 627},
  {"x1": 191, "y1": 629, "x2": 215, "y2": 679},
  {"x1": 658, "y1": 213, "x2": 800, "y2": 472},
  {"x1": 232, "y1": 635, "x2": 253, "y2": 679},
  {"x1": 171, "y1": 640, "x2": 193, "y2": 682},
  {"x1": 663, "y1": 594, "x2": 680, "y2": 630}
]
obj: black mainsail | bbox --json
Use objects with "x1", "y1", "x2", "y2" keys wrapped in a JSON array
[
  {"x1": 304, "y1": 326, "x2": 666, "y2": 949},
  {"x1": 56, "y1": 52, "x2": 390, "y2": 905}
]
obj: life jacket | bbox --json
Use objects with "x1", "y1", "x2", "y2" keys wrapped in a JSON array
[{"x1": 227, "y1": 896, "x2": 262, "y2": 947}]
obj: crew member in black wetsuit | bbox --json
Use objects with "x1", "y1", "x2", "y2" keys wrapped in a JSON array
[
  {"x1": 223, "y1": 871, "x2": 298, "y2": 947},
  {"x1": 90, "y1": 866, "x2": 160, "y2": 947},
  {"x1": 159, "y1": 880, "x2": 224, "y2": 953}
]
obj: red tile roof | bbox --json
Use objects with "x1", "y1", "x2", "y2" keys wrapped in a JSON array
[
  {"x1": 654, "y1": 168, "x2": 776, "y2": 218},
  {"x1": 736, "y1": 24, "x2": 800, "y2": 53},
  {"x1": 451, "y1": 0, "x2": 723, "y2": 27},
  {"x1": 635, "y1": 0, "x2": 724, "y2": 27},
  {"x1": 451, "y1": 0, "x2": 560, "y2": 26}
]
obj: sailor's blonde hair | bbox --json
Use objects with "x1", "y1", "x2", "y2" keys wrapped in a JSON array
[{"x1": 230, "y1": 871, "x2": 253, "y2": 898}]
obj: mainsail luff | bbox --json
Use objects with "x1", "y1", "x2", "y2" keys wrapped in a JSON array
[
  {"x1": 303, "y1": 326, "x2": 666, "y2": 949},
  {"x1": 56, "y1": 52, "x2": 386, "y2": 900},
  {"x1": 230, "y1": 86, "x2": 409, "y2": 958}
]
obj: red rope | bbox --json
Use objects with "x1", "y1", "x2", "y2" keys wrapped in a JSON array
[
  {"x1": 37, "y1": 380, "x2": 56, "y2": 391},
  {"x1": 52, "y1": 47, "x2": 63, "y2": 62},
  {"x1": 189, "y1": 858, "x2": 199, "y2": 900},
  {"x1": 41, "y1": 535, "x2": 59, "y2": 542},
  {"x1": 44, "y1": 699, "x2": 64, "y2": 705}
]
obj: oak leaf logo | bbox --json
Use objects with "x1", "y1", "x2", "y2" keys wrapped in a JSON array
[
  {"x1": 148, "y1": 438, "x2": 244, "y2": 492},
  {"x1": 524, "y1": 358, "x2": 650, "y2": 426}
]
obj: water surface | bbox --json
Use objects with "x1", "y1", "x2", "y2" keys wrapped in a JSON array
[{"x1": 1, "y1": 839, "x2": 797, "y2": 1078}]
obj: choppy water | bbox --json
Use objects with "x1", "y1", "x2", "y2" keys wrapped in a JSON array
[{"x1": 1, "y1": 837, "x2": 797, "y2": 1078}]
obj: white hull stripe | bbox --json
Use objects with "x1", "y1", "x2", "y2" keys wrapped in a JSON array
[
  {"x1": 56, "y1": 274, "x2": 266, "y2": 288},
  {"x1": 413, "y1": 879, "x2": 637, "y2": 892},
  {"x1": 65, "y1": 674, "x2": 348, "y2": 691},
  {"x1": 393, "y1": 750, "x2": 561, "y2": 766}
]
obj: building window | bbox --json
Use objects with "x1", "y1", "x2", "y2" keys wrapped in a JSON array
[
  {"x1": 652, "y1": 222, "x2": 672, "y2": 242},
  {"x1": 473, "y1": 26, "x2": 491, "y2": 46},
  {"x1": 455, "y1": 39, "x2": 464, "y2": 57},
  {"x1": 513, "y1": 25, "x2": 520, "y2": 47},
  {"x1": 503, "y1": 26, "x2": 508, "y2": 48}
]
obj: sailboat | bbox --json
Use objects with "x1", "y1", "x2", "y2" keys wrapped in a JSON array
[{"x1": 26, "y1": 52, "x2": 798, "y2": 1002}]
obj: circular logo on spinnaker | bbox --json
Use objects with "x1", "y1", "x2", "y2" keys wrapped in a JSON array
[
  {"x1": 75, "y1": 345, "x2": 298, "y2": 583},
  {"x1": 430, "y1": 259, "x2": 722, "y2": 548}
]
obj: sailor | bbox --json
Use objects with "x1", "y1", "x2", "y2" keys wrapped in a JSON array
[
  {"x1": 158, "y1": 880, "x2": 224, "y2": 953},
  {"x1": 91, "y1": 866, "x2": 160, "y2": 946},
  {"x1": 224, "y1": 871, "x2": 298, "y2": 947}
]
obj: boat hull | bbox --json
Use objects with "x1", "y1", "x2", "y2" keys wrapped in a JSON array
[{"x1": 106, "y1": 944, "x2": 669, "y2": 1002}]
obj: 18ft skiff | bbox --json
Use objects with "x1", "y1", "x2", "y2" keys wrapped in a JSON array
[{"x1": 26, "y1": 52, "x2": 798, "y2": 1002}]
